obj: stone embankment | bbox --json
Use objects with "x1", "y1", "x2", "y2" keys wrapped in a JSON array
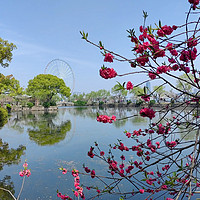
[{"x1": 12, "y1": 105, "x2": 58, "y2": 111}]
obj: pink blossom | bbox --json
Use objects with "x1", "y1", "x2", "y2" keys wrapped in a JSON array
[
  {"x1": 126, "y1": 81, "x2": 133, "y2": 90},
  {"x1": 162, "y1": 25, "x2": 173, "y2": 35},
  {"x1": 23, "y1": 162, "x2": 28, "y2": 168},
  {"x1": 141, "y1": 95, "x2": 150, "y2": 102},
  {"x1": 139, "y1": 189, "x2": 144, "y2": 194},
  {"x1": 148, "y1": 72, "x2": 156, "y2": 80},
  {"x1": 140, "y1": 108, "x2": 156, "y2": 119},
  {"x1": 104, "y1": 53, "x2": 114, "y2": 62},
  {"x1": 156, "y1": 65, "x2": 170, "y2": 74},
  {"x1": 187, "y1": 37, "x2": 198, "y2": 47},
  {"x1": 91, "y1": 170, "x2": 96, "y2": 178},
  {"x1": 96, "y1": 189, "x2": 100, "y2": 193},
  {"x1": 136, "y1": 55, "x2": 149, "y2": 66},
  {"x1": 97, "y1": 114, "x2": 116, "y2": 123},
  {"x1": 166, "y1": 141, "x2": 177, "y2": 148},
  {"x1": 62, "y1": 168, "x2": 67, "y2": 174},
  {"x1": 19, "y1": 171, "x2": 24, "y2": 177},
  {"x1": 74, "y1": 191, "x2": 79, "y2": 197},
  {"x1": 99, "y1": 67, "x2": 117, "y2": 79}
]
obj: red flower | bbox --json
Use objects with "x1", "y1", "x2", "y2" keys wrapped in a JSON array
[
  {"x1": 140, "y1": 108, "x2": 156, "y2": 119},
  {"x1": 136, "y1": 55, "x2": 149, "y2": 66},
  {"x1": 99, "y1": 67, "x2": 117, "y2": 79},
  {"x1": 104, "y1": 53, "x2": 114, "y2": 62},
  {"x1": 126, "y1": 81, "x2": 133, "y2": 90},
  {"x1": 97, "y1": 115, "x2": 116, "y2": 123},
  {"x1": 91, "y1": 170, "x2": 96, "y2": 178},
  {"x1": 166, "y1": 141, "x2": 177, "y2": 148},
  {"x1": 139, "y1": 189, "x2": 144, "y2": 194},
  {"x1": 141, "y1": 95, "x2": 150, "y2": 102},
  {"x1": 162, "y1": 25, "x2": 173, "y2": 35},
  {"x1": 148, "y1": 72, "x2": 156, "y2": 80},
  {"x1": 156, "y1": 65, "x2": 170, "y2": 74},
  {"x1": 187, "y1": 37, "x2": 198, "y2": 47}
]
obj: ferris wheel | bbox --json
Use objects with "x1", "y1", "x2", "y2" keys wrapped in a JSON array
[{"x1": 44, "y1": 59, "x2": 75, "y2": 93}]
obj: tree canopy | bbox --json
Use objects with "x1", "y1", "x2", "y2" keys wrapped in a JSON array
[
  {"x1": 0, "y1": 74, "x2": 23, "y2": 96},
  {"x1": 26, "y1": 74, "x2": 71, "y2": 103},
  {"x1": 0, "y1": 38, "x2": 16, "y2": 68}
]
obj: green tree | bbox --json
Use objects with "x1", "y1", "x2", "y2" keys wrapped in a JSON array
[
  {"x1": 26, "y1": 74, "x2": 71, "y2": 105},
  {"x1": 129, "y1": 86, "x2": 144, "y2": 99},
  {"x1": 0, "y1": 38, "x2": 16, "y2": 68},
  {"x1": 153, "y1": 85, "x2": 166, "y2": 102},
  {"x1": 0, "y1": 74, "x2": 23, "y2": 96},
  {"x1": 176, "y1": 74, "x2": 194, "y2": 101},
  {"x1": 111, "y1": 84, "x2": 127, "y2": 103}
]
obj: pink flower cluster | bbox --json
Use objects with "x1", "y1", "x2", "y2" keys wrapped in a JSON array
[
  {"x1": 136, "y1": 54, "x2": 149, "y2": 66},
  {"x1": 58, "y1": 169, "x2": 85, "y2": 200},
  {"x1": 57, "y1": 192, "x2": 72, "y2": 200},
  {"x1": 188, "y1": 0, "x2": 200, "y2": 9},
  {"x1": 104, "y1": 53, "x2": 114, "y2": 62},
  {"x1": 148, "y1": 72, "x2": 156, "y2": 80},
  {"x1": 141, "y1": 95, "x2": 150, "y2": 102},
  {"x1": 84, "y1": 166, "x2": 96, "y2": 178},
  {"x1": 126, "y1": 81, "x2": 133, "y2": 90},
  {"x1": 97, "y1": 115, "x2": 116, "y2": 123},
  {"x1": 140, "y1": 107, "x2": 156, "y2": 119},
  {"x1": 156, "y1": 65, "x2": 171, "y2": 74},
  {"x1": 59, "y1": 167, "x2": 67, "y2": 174},
  {"x1": 166, "y1": 141, "x2": 177, "y2": 148},
  {"x1": 157, "y1": 25, "x2": 174, "y2": 37},
  {"x1": 19, "y1": 169, "x2": 31, "y2": 177},
  {"x1": 19, "y1": 162, "x2": 31, "y2": 177},
  {"x1": 180, "y1": 48, "x2": 197, "y2": 62},
  {"x1": 99, "y1": 67, "x2": 117, "y2": 79}
]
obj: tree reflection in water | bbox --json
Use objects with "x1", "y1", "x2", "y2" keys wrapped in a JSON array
[
  {"x1": 27, "y1": 112, "x2": 71, "y2": 146},
  {"x1": 0, "y1": 176, "x2": 15, "y2": 200},
  {"x1": 0, "y1": 139, "x2": 26, "y2": 199}
]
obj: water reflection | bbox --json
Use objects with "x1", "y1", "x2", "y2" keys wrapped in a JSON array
[
  {"x1": 28, "y1": 119, "x2": 71, "y2": 146},
  {"x1": 0, "y1": 139, "x2": 26, "y2": 171},
  {"x1": 0, "y1": 139, "x2": 25, "y2": 199},
  {"x1": 67, "y1": 106, "x2": 146, "y2": 128},
  {"x1": 0, "y1": 107, "x2": 197, "y2": 199},
  {"x1": 7, "y1": 111, "x2": 72, "y2": 146},
  {"x1": 0, "y1": 175, "x2": 15, "y2": 200}
]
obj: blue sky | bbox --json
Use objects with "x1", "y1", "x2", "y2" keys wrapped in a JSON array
[{"x1": 0, "y1": 0, "x2": 189, "y2": 94}]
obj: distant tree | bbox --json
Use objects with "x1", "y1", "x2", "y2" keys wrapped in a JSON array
[
  {"x1": 176, "y1": 74, "x2": 194, "y2": 100},
  {"x1": 152, "y1": 85, "x2": 166, "y2": 102},
  {"x1": 26, "y1": 74, "x2": 71, "y2": 106},
  {"x1": 130, "y1": 86, "x2": 143, "y2": 97},
  {"x1": 0, "y1": 38, "x2": 16, "y2": 68},
  {"x1": 111, "y1": 84, "x2": 127, "y2": 102},
  {"x1": 0, "y1": 74, "x2": 23, "y2": 96}
]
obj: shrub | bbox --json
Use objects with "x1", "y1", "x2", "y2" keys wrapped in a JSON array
[
  {"x1": 0, "y1": 107, "x2": 8, "y2": 127},
  {"x1": 6, "y1": 104, "x2": 11, "y2": 109},
  {"x1": 149, "y1": 99, "x2": 156, "y2": 106},
  {"x1": 74, "y1": 100, "x2": 87, "y2": 106},
  {"x1": 50, "y1": 101, "x2": 56, "y2": 106},
  {"x1": 135, "y1": 99, "x2": 143, "y2": 107},
  {"x1": 27, "y1": 102, "x2": 34, "y2": 108},
  {"x1": 43, "y1": 102, "x2": 50, "y2": 108},
  {"x1": 99, "y1": 101, "x2": 104, "y2": 106}
]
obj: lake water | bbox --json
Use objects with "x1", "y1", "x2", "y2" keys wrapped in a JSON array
[{"x1": 0, "y1": 107, "x2": 196, "y2": 200}]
